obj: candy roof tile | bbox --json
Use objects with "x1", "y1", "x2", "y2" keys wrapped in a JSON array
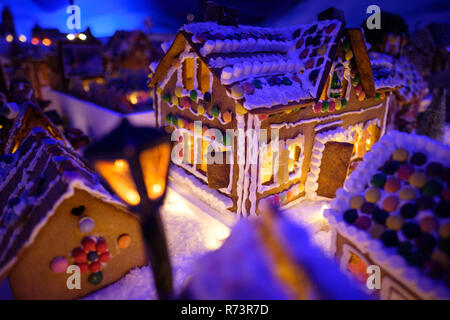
[{"x1": 325, "y1": 131, "x2": 450, "y2": 299}]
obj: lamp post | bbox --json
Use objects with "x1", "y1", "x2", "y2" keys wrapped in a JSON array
[{"x1": 84, "y1": 119, "x2": 173, "y2": 299}]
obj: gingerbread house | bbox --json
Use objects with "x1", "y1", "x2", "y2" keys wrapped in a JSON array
[
  {"x1": 0, "y1": 101, "x2": 68, "y2": 154},
  {"x1": 149, "y1": 8, "x2": 398, "y2": 217},
  {"x1": 0, "y1": 127, "x2": 147, "y2": 299},
  {"x1": 325, "y1": 131, "x2": 450, "y2": 299}
]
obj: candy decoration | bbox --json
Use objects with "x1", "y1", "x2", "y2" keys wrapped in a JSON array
[
  {"x1": 352, "y1": 74, "x2": 360, "y2": 86},
  {"x1": 252, "y1": 79, "x2": 263, "y2": 89},
  {"x1": 370, "y1": 173, "x2": 386, "y2": 187},
  {"x1": 328, "y1": 100, "x2": 336, "y2": 112},
  {"x1": 88, "y1": 271, "x2": 103, "y2": 285},
  {"x1": 355, "y1": 216, "x2": 371, "y2": 230},
  {"x1": 335, "y1": 99, "x2": 342, "y2": 111},
  {"x1": 222, "y1": 111, "x2": 232, "y2": 123},
  {"x1": 72, "y1": 247, "x2": 87, "y2": 263},
  {"x1": 182, "y1": 97, "x2": 191, "y2": 109},
  {"x1": 174, "y1": 87, "x2": 183, "y2": 98},
  {"x1": 78, "y1": 262, "x2": 89, "y2": 273},
  {"x1": 242, "y1": 82, "x2": 255, "y2": 94},
  {"x1": 340, "y1": 98, "x2": 347, "y2": 108},
  {"x1": 350, "y1": 195, "x2": 365, "y2": 209},
  {"x1": 373, "y1": 209, "x2": 389, "y2": 224},
  {"x1": 82, "y1": 237, "x2": 96, "y2": 252},
  {"x1": 416, "y1": 233, "x2": 436, "y2": 254},
  {"x1": 343, "y1": 209, "x2": 358, "y2": 224},
  {"x1": 211, "y1": 105, "x2": 220, "y2": 118},
  {"x1": 197, "y1": 104, "x2": 205, "y2": 116},
  {"x1": 203, "y1": 92, "x2": 212, "y2": 102},
  {"x1": 171, "y1": 95, "x2": 178, "y2": 105},
  {"x1": 257, "y1": 114, "x2": 268, "y2": 121},
  {"x1": 384, "y1": 177, "x2": 401, "y2": 193},
  {"x1": 423, "y1": 180, "x2": 443, "y2": 197},
  {"x1": 399, "y1": 187, "x2": 416, "y2": 201},
  {"x1": 178, "y1": 119, "x2": 185, "y2": 128},
  {"x1": 420, "y1": 216, "x2": 438, "y2": 233},
  {"x1": 355, "y1": 84, "x2": 362, "y2": 95},
  {"x1": 357, "y1": 91, "x2": 365, "y2": 101},
  {"x1": 409, "y1": 172, "x2": 427, "y2": 188},
  {"x1": 99, "y1": 252, "x2": 110, "y2": 263},
  {"x1": 171, "y1": 116, "x2": 178, "y2": 126},
  {"x1": 118, "y1": 234, "x2": 132, "y2": 249},
  {"x1": 381, "y1": 161, "x2": 400, "y2": 175},
  {"x1": 402, "y1": 222, "x2": 421, "y2": 239},
  {"x1": 89, "y1": 261, "x2": 101, "y2": 273},
  {"x1": 392, "y1": 148, "x2": 409, "y2": 162},
  {"x1": 386, "y1": 216, "x2": 404, "y2": 231},
  {"x1": 431, "y1": 251, "x2": 450, "y2": 269},
  {"x1": 236, "y1": 102, "x2": 247, "y2": 115},
  {"x1": 345, "y1": 50, "x2": 353, "y2": 61},
  {"x1": 87, "y1": 251, "x2": 99, "y2": 262},
  {"x1": 397, "y1": 164, "x2": 414, "y2": 181},
  {"x1": 374, "y1": 93, "x2": 381, "y2": 101},
  {"x1": 400, "y1": 202, "x2": 418, "y2": 219},
  {"x1": 381, "y1": 230, "x2": 399, "y2": 247},
  {"x1": 369, "y1": 224, "x2": 386, "y2": 239},
  {"x1": 165, "y1": 114, "x2": 171, "y2": 124},
  {"x1": 397, "y1": 241, "x2": 413, "y2": 257},
  {"x1": 313, "y1": 102, "x2": 322, "y2": 113},
  {"x1": 78, "y1": 217, "x2": 94, "y2": 233},
  {"x1": 410, "y1": 152, "x2": 427, "y2": 166},
  {"x1": 71, "y1": 206, "x2": 85, "y2": 216},
  {"x1": 231, "y1": 85, "x2": 244, "y2": 99},
  {"x1": 417, "y1": 196, "x2": 435, "y2": 210},
  {"x1": 322, "y1": 101, "x2": 330, "y2": 112},
  {"x1": 190, "y1": 90, "x2": 198, "y2": 102},
  {"x1": 317, "y1": 44, "x2": 328, "y2": 55},
  {"x1": 50, "y1": 257, "x2": 68, "y2": 273},
  {"x1": 361, "y1": 202, "x2": 377, "y2": 215},
  {"x1": 162, "y1": 93, "x2": 170, "y2": 103},
  {"x1": 382, "y1": 196, "x2": 399, "y2": 212},
  {"x1": 365, "y1": 187, "x2": 381, "y2": 203},
  {"x1": 96, "y1": 239, "x2": 108, "y2": 254}
]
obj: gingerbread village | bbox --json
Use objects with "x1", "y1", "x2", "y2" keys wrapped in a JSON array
[{"x1": 0, "y1": 2, "x2": 449, "y2": 301}]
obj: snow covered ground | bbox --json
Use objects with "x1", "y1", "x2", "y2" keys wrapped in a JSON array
[{"x1": 0, "y1": 182, "x2": 331, "y2": 300}]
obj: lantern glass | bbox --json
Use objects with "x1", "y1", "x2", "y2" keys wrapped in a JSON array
[
  {"x1": 95, "y1": 159, "x2": 141, "y2": 205},
  {"x1": 139, "y1": 143, "x2": 171, "y2": 200}
]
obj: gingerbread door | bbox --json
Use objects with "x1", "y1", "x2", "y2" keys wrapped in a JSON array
[{"x1": 316, "y1": 141, "x2": 354, "y2": 198}]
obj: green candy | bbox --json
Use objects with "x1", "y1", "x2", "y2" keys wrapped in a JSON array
[
  {"x1": 203, "y1": 92, "x2": 211, "y2": 102},
  {"x1": 88, "y1": 272, "x2": 103, "y2": 285},
  {"x1": 211, "y1": 105, "x2": 219, "y2": 118},
  {"x1": 423, "y1": 180, "x2": 443, "y2": 197},
  {"x1": 352, "y1": 74, "x2": 360, "y2": 86},
  {"x1": 165, "y1": 114, "x2": 171, "y2": 124},
  {"x1": 293, "y1": 108, "x2": 300, "y2": 113},
  {"x1": 322, "y1": 101, "x2": 330, "y2": 112},
  {"x1": 341, "y1": 98, "x2": 347, "y2": 108},
  {"x1": 190, "y1": 90, "x2": 198, "y2": 101},
  {"x1": 172, "y1": 115, "x2": 178, "y2": 126},
  {"x1": 162, "y1": 93, "x2": 170, "y2": 103},
  {"x1": 343, "y1": 38, "x2": 350, "y2": 51},
  {"x1": 371, "y1": 173, "x2": 386, "y2": 187},
  {"x1": 375, "y1": 93, "x2": 381, "y2": 101}
]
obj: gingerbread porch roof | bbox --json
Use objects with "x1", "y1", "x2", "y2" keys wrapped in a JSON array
[
  {"x1": 0, "y1": 128, "x2": 126, "y2": 280},
  {"x1": 149, "y1": 19, "x2": 390, "y2": 113},
  {"x1": 325, "y1": 131, "x2": 450, "y2": 299}
]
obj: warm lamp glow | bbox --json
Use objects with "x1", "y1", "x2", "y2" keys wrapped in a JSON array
[
  {"x1": 31, "y1": 37, "x2": 39, "y2": 45},
  {"x1": 95, "y1": 159, "x2": 141, "y2": 205},
  {"x1": 67, "y1": 33, "x2": 76, "y2": 40},
  {"x1": 18, "y1": 35, "x2": 26, "y2": 42},
  {"x1": 140, "y1": 143, "x2": 171, "y2": 200},
  {"x1": 78, "y1": 33, "x2": 87, "y2": 40},
  {"x1": 5, "y1": 34, "x2": 13, "y2": 42},
  {"x1": 42, "y1": 38, "x2": 51, "y2": 46}
]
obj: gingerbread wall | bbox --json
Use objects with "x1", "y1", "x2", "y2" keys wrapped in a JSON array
[{"x1": 8, "y1": 188, "x2": 147, "y2": 300}]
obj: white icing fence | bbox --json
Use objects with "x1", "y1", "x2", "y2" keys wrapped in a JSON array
[{"x1": 41, "y1": 87, "x2": 155, "y2": 142}]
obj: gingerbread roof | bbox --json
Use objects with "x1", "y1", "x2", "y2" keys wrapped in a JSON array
[
  {"x1": 0, "y1": 128, "x2": 126, "y2": 280},
  {"x1": 369, "y1": 52, "x2": 427, "y2": 103},
  {"x1": 149, "y1": 18, "x2": 393, "y2": 113},
  {"x1": 325, "y1": 131, "x2": 450, "y2": 299}
]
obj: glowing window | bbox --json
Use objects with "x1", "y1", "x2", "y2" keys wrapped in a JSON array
[
  {"x1": 183, "y1": 58, "x2": 195, "y2": 91},
  {"x1": 347, "y1": 252, "x2": 369, "y2": 285}
]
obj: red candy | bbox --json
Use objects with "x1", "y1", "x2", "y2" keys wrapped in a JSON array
[
  {"x1": 257, "y1": 114, "x2": 268, "y2": 121},
  {"x1": 385, "y1": 177, "x2": 401, "y2": 193},
  {"x1": 82, "y1": 237, "x2": 96, "y2": 252},
  {"x1": 96, "y1": 239, "x2": 108, "y2": 254},
  {"x1": 72, "y1": 247, "x2": 87, "y2": 263},
  {"x1": 99, "y1": 252, "x2": 110, "y2": 263},
  {"x1": 382, "y1": 196, "x2": 399, "y2": 212},
  {"x1": 77, "y1": 262, "x2": 89, "y2": 273},
  {"x1": 397, "y1": 164, "x2": 414, "y2": 181},
  {"x1": 355, "y1": 215, "x2": 371, "y2": 230},
  {"x1": 89, "y1": 262, "x2": 101, "y2": 273},
  {"x1": 328, "y1": 100, "x2": 336, "y2": 112},
  {"x1": 314, "y1": 102, "x2": 322, "y2": 113}
]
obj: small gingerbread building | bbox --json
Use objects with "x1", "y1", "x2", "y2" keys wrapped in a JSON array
[
  {"x1": 0, "y1": 128, "x2": 147, "y2": 299},
  {"x1": 149, "y1": 8, "x2": 399, "y2": 217},
  {"x1": 325, "y1": 131, "x2": 450, "y2": 299}
]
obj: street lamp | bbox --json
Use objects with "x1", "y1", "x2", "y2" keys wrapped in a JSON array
[{"x1": 84, "y1": 118, "x2": 173, "y2": 299}]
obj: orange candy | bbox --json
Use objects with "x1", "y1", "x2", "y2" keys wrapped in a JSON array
[
  {"x1": 118, "y1": 234, "x2": 132, "y2": 249},
  {"x1": 385, "y1": 177, "x2": 401, "y2": 193},
  {"x1": 350, "y1": 195, "x2": 365, "y2": 209},
  {"x1": 409, "y1": 172, "x2": 427, "y2": 188},
  {"x1": 382, "y1": 196, "x2": 399, "y2": 212},
  {"x1": 399, "y1": 187, "x2": 416, "y2": 200}
]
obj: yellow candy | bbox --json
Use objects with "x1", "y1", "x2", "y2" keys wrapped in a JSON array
[
  {"x1": 222, "y1": 111, "x2": 232, "y2": 123},
  {"x1": 171, "y1": 95, "x2": 178, "y2": 106},
  {"x1": 386, "y1": 216, "x2": 404, "y2": 231},
  {"x1": 357, "y1": 91, "x2": 365, "y2": 101},
  {"x1": 236, "y1": 102, "x2": 247, "y2": 115},
  {"x1": 231, "y1": 85, "x2": 244, "y2": 99},
  {"x1": 178, "y1": 118, "x2": 184, "y2": 128},
  {"x1": 350, "y1": 195, "x2": 365, "y2": 209},
  {"x1": 431, "y1": 251, "x2": 450, "y2": 269},
  {"x1": 175, "y1": 86, "x2": 183, "y2": 98},
  {"x1": 393, "y1": 148, "x2": 409, "y2": 162},
  {"x1": 335, "y1": 99, "x2": 342, "y2": 110},
  {"x1": 156, "y1": 87, "x2": 163, "y2": 95},
  {"x1": 440, "y1": 222, "x2": 450, "y2": 238},
  {"x1": 285, "y1": 109, "x2": 292, "y2": 114},
  {"x1": 409, "y1": 172, "x2": 427, "y2": 188},
  {"x1": 399, "y1": 187, "x2": 416, "y2": 200},
  {"x1": 365, "y1": 187, "x2": 381, "y2": 203},
  {"x1": 197, "y1": 105, "x2": 205, "y2": 115},
  {"x1": 345, "y1": 50, "x2": 353, "y2": 61}
]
